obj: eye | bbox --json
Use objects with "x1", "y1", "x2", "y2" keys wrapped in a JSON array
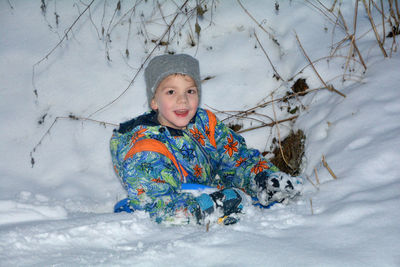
[
  {"x1": 166, "y1": 89, "x2": 174, "y2": 95},
  {"x1": 187, "y1": 88, "x2": 198, "y2": 94}
]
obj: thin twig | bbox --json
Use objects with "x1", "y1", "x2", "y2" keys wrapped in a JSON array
[
  {"x1": 310, "y1": 198, "x2": 314, "y2": 215},
  {"x1": 34, "y1": 0, "x2": 95, "y2": 67},
  {"x1": 329, "y1": 0, "x2": 338, "y2": 12},
  {"x1": 100, "y1": 0, "x2": 107, "y2": 38},
  {"x1": 389, "y1": 0, "x2": 400, "y2": 25},
  {"x1": 155, "y1": 1, "x2": 173, "y2": 53},
  {"x1": 7, "y1": 0, "x2": 14, "y2": 9},
  {"x1": 211, "y1": 86, "x2": 324, "y2": 123},
  {"x1": 104, "y1": 1, "x2": 122, "y2": 61},
  {"x1": 370, "y1": 0, "x2": 385, "y2": 15},
  {"x1": 237, "y1": 0, "x2": 280, "y2": 46},
  {"x1": 395, "y1": 0, "x2": 400, "y2": 20},
  {"x1": 314, "y1": 167, "x2": 320, "y2": 185},
  {"x1": 109, "y1": 0, "x2": 143, "y2": 34},
  {"x1": 338, "y1": 4, "x2": 367, "y2": 74},
  {"x1": 305, "y1": 175, "x2": 318, "y2": 190},
  {"x1": 237, "y1": 116, "x2": 298, "y2": 134},
  {"x1": 31, "y1": 115, "x2": 117, "y2": 155},
  {"x1": 206, "y1": 105, "x2": 272, "y2": 124},
  {"x1": 295, "y1": 32, "x2": 346, "y2": 98},
  {"x1": 362, "y1": 0, "x2": 388, "y2": 57},
  {"x1": 88, "y1": 0, "x2": 190, "y2": 118},
  {"x1": 322, "y1": 155, "x2": 337, "y2": 179},
  {"x1": 306, "y1": 0, "x2": 343, "y2": 29},
  {"x1": 32, "y1": 0, "x2": 95, "y2": 97},
  {"x1": 271, "y1": 94, "x2": 293, "y2": 170},
  {"x1": 87, "y1": 0, "x2": 102, "y2": 40},
  {"x1": 293, "y1": 55, "x2": 364, "y2": 79},
  {"x1": 381, "y1": 0, "x2": 386, "y2": 45},
  {"x1": 254, "y1": 31, "x2": 284, "y2": 81},
  {"x1": 207, "y1": 106, "x2": 275, "y2": 127}
]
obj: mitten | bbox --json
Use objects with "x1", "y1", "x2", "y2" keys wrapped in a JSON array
[
  {"x1": 194, "y1": 188, "x2": 244, "y2": 225},
  {"x1": 255, "y1": 171, "x2": 303, "y2": 207}
]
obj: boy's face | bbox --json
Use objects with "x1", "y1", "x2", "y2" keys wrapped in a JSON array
[{"x1": 151, "y1": 74, "x2": 199, "y2": 129}]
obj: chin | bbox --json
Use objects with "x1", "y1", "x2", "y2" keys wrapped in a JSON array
[{"x1": 175, "y1": 120, "x2": 190, "y2": 129}]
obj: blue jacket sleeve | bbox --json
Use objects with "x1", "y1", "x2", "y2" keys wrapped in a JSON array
[
  {"x1": 212, "y1": 117, "x2": 280, "y2": 196},
  {"x1": 110, "y1": 131, "x2": 199, "y2": 224}
]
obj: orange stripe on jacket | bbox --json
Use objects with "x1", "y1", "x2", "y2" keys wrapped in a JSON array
[
  {"x1": 206, "y1": 109, "x2": 217, "y2": 148},
  {"x1": 124, "y1": 139, "x2": 188, "y2": 180}
]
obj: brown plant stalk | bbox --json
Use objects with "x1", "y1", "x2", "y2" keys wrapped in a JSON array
[
  {"x1": 362, "y1": 0, "x2": 388, "y2": 57},
  {"x1": 32, "y1": 0, "x2": 96, "y2": 97},
  {"x1": 88, "y1": 0, "x2": 190, "y2": 118},
  {"x1": 295, "y1": 32, "x2": 346, "y2": 98},
  {"x1": 322, "y1": 155, "x2": 337, "y2": 179}
]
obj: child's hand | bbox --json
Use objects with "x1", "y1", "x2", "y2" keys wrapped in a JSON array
[
  {"x1": 255, "y1": 172, "x2": 303, "y2": 207},
  {"x1": 194, "y1": 188, "x2": 245, "y2": 225}
]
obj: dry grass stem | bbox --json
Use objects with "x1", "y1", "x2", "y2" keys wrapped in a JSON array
[
  {"x1": 310, "y1": 198, "x2": 314, "y2": 215},
  {"x1": 389, "y1": 0, "x2": 400, "y2": 25},
  {"x1": 236, "y1": 116, "x2": 298, "y2": 134},
  {"x1": 32, "y1": 0, "x2": 95, "y2": 97},
  {"x1": 305, "y1": 175, "x2": 318, "y2": 190},
  {"x1": 254, "y1": 31, "x2": 284, "y2": 81},
  {"x1": 237, "y1": 0, "x2": 279, "y2": 46},
  {"x1": 295, "y1": 32, "x2": 346, "y2": 98},
  {"x1": 34, "y1": 0, "x2": 95, "y2": 66},
  {"x1": 381, "y1": 0, "x2": 386, "y2": 45},
  {"x1": 214, "y1": 86, "x2": 327, "y2": 124},
  {"x1": 30, "y1": 115, "x2": 117, "y2": 166},
  {"x1": 362, "y1": 0, "x2": 388, "y2": 57},
  {"x1": 337, "y1": 7, "x2": 367, "y2": 74},
  {"x1": 306, "y1": 0, "x2": 339, "y2": 26},
  {"x1": 89, "y1": 0, "x2": 190, "y2": 118},
  {"x1": 7, "y1": 0, "x2": 13, "y2": 9},
  {"x1": 294, "y1": 55, "x2": 364, "y2": 78},
  {"x1": 271, "y1": 94, "x2": 293, "y2": 170},
  {"x1": 329, "y1": 0, "x2": 338, "y2": 12},
  {"x1": 314, "y1": 167, "x2": 320, "y2": 185},
  {"x1": 322, "y1": 155, "x2": 337, "y2": 179},
  {"x1": 395, "y1": 0, "x2": 400, "y2": 19}
]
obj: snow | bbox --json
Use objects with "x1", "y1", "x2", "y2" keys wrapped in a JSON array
[{"x1": 1, "y1": 0, "x2": 400, "y2": 266}]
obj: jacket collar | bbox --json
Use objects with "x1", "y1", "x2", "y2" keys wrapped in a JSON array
[{"x1": 117, "y1": 110, "x2": 197, "y2": 137}]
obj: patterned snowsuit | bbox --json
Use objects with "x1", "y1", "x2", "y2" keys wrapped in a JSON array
[{"x1": 110, "y1": 108, "x2": 279, "y2": 223}]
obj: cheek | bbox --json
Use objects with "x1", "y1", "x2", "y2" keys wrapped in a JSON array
[
  {"x1": 157, "y1": 97, "x2": 173, "y2": 111},
  {"x1": 189, "y1": 94, "x2": 199, "y2": 105}
]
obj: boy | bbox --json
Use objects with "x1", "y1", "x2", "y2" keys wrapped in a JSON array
[{"x1": 110, "y1": 54, "x2": 303, "y2": 225}]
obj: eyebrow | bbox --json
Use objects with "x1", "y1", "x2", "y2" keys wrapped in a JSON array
[{"x1": 160, "y1": 83, "x2": 197, "y2": 90}]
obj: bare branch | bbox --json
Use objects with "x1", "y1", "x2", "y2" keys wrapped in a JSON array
[
  {"x1": 236, "y1": 116, "x2": 298, "y2": 134},
  {"x1": 271, "y1": 94, "x2": 294, "y2": 170},
  {"x1": 88, "y1": 0, "x2": 190, "y2": 118},
  {"x1": 7, "y1": 0, "x2": 14, "y2": 9},
  {"x1": 32, "y1": 0, "x2": 96, "y2": 97},
  {"x1": 295, "y1": 32, "x2": 346, "y2": 98},
  {"x1": 362, "y1": 0, "x2": 388, "y2": 57},
  {"x1": 31, "y1": 114, "x2": 117, "y2": 158},
  {"x1": 237, "y1": 0, "x2": 280, "y2": 46},
  {"x1": 34, "y1": 0, "x2": 95, "y2": 67},
  {"x1": 322, "y1": 155, "x2": 338, "y2": 179},
  {"x1": 254, "y1": 31, "x2": 284, "y2": 81}
]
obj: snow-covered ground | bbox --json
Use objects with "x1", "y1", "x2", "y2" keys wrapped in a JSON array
[{"x1": 1, "y1": 1, "x2": 400, "y2": 266}]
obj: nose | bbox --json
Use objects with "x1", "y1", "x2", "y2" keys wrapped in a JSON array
[{"x1": 177, "y1": 92, "x2": 188, "y2": 104}]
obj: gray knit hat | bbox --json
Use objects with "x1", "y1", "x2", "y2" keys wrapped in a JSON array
[{"x1": 144, "y1": 54, "x2": 201, "y2": 107}]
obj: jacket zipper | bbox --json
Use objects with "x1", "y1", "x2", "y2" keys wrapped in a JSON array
[{"x1": 183, "y1": 130, "x2": 215, "y2": 176}]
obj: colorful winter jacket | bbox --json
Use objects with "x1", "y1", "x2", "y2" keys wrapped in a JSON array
[{"x1": 110, "y1": 108, "x2": 279, "y2": 223}]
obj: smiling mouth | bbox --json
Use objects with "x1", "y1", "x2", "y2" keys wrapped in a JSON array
[{"x1": 174, "y1": 110, "x2": 189, "y2": 117}]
